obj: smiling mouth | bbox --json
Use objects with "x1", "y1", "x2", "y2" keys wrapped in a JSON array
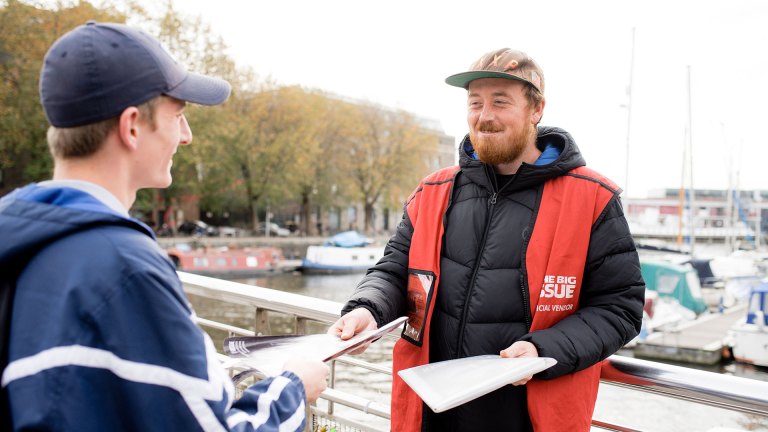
[{"x1": 477, "y1": 125, "x2": 503, "y2": 132}]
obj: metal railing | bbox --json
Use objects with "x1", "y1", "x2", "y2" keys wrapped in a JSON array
[{"x1": 179, "y1": 271, "x2": 768, "y2": 432}]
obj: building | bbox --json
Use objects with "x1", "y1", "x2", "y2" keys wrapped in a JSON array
[{"x1": 623, "y1": 188, "x2": 768, "y2": 249}]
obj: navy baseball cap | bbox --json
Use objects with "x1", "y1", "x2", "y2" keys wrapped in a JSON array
[{"x1": 40, "y1": 21, "x2": 231, "y2": 128}]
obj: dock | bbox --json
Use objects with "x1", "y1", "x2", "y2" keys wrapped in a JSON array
[{"x1": 634, "y1": 304, "x2": 746, "y2": 365}]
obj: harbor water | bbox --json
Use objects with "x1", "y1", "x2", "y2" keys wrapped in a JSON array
[{"x1": 187, "y1": 271, "x2": 768, "y2": 432}]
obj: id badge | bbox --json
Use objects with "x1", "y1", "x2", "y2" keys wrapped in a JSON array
[{"x1": 402, "y1": 269, "x2": 436, "y2": 346}]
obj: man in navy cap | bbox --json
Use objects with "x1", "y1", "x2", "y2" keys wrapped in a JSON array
[{"x1": 0, "y1": 22, "x2": 327, "y2": 431}]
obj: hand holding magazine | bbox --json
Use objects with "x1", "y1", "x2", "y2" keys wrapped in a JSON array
[
  {"x1": 398, "y1": 355, "x2": 557, "y2": 413},
  {"x1": 223, "y1": 316, "x2": 407, "y2": 377}
]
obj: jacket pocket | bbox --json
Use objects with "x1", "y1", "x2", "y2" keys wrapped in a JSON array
[{"x1": 402, "y1": 269, "x2": 436, "y2": 346}]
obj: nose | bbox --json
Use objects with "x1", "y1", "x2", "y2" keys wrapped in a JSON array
[
  {"x1": 477, "y1": 103, "x2": 495, "y2": 122},
  {"x1": 469, "y1": 102, "x2": 494, "y2": 125},
  {"x1": 180, "y1": 114, "x2": 193, "y2": 146}
]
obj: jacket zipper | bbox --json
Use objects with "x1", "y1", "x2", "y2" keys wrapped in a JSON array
[
  {"x1": 520, "y1": 255, "x2": 532, "y2": 331},
  {"x1": 456, "y1": 190, "x2": 497, "y2": 357},
  {"x1": 456, "y1": 164, "x2": 514, "y2": 356},
  {"x1": 519, "y1": 184, "x2": 542, "y2": 331}
]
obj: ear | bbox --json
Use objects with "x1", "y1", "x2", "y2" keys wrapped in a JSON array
[
  {"x1": 531, "y1": 99, "x2": 546, "y2": 124},
  {"x1": 117, "y1": 107, "x2": 142, "y2": 151}
]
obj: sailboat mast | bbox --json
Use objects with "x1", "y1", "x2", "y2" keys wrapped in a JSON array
[
  {"x1": 687, "y1": 65, "x2": 696, "y2": 255},
  {"x1": 624, "y1": 27, "x2": 636, "y2": 196},
  {"x1": 678, "y1": 66, "x2": 696, "y2": 253},
  {"x1": 677, "y1": 132, "x2": 686, "y2": 248}
]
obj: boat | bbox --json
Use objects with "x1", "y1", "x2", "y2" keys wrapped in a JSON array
[
  {"x1": 301, "y1": 231, "x2": 385, "y2": 274},
  {"x1": 728, "y1": 282, "x2": 768, "y2": 367},
  {"x1": 166, "y1": 243, "x2": 285, "y2": 277},
  {"x1": 639, "y1": 249, "x2": 767, "y2": 310},
  {"x1": 642, "y1": 289, "x2": 696, "y2": 332},
  {"x1": 640, "y1": 258, "x2": 709, "y2": 314}
]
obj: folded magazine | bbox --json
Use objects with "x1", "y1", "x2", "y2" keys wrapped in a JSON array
[
  {"x1": 398, "y1": 355, "x2": 557, "y2": 413},
  {"x1": 223, "y1": 316, "x2": 407, "y2": 376}
]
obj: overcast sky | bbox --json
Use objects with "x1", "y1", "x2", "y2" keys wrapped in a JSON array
[{"x1": 140, "y1": 0, "x2": 767, "y2": 198}]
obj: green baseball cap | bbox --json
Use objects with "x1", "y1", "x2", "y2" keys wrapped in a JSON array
[{"x1": 445, "y1": 48, "x2": 544, "y2": 94}]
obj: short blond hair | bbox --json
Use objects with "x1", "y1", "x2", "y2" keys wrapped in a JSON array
[{"x1": 47, "y1": 96, "x2": 161, "y2": 159}]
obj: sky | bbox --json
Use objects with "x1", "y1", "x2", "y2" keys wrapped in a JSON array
[{"x1": 137, "y1": 0, "x2": 767, "y2": 198}]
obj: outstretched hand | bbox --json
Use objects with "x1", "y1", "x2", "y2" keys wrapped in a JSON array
[
  {"x1": 282, "y1": 359, "x2": 329, "y2": 403},
  {"x1": 327, "y1": 308, "x2": 378, "y2": 354},
  {"x1": 500, "y1": 341, "x2": 539, "y2": 386}
]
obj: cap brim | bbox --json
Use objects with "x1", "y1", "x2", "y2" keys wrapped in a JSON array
[
  {"x1": 445, "y1": 71, "x2": 529, "y2": 89},
  {"x1": 166, "y1": 72, "x2": 231, "y2": 106}
]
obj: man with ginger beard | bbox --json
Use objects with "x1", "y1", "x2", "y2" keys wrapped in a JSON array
[
  {"x1": 469, "y1": 76, "x2": 539, "y2": 169},
  {"x1": 329, "y1": 48, "x2": 644, "y2": 431}
]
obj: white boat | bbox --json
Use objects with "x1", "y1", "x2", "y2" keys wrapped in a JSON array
[
  {"x1": 301, "y1": 231, "x2": 385, "y2": 274},
  {"x1": 727, "y1": 282, "x2": 768, "y2": 367}
]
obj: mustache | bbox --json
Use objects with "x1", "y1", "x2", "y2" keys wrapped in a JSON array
[{"x1": 477, "y1": 122, "x2": 503, "y2": 133}]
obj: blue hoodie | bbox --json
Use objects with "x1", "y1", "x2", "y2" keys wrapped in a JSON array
[{"x1": 0, "y1": 184, "x2": 308, "y2": 431}]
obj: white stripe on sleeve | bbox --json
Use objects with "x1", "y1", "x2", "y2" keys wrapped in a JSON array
[
  {"x1": 2, "y1": 345, "x2": 227, "y2": 432},
  {"x1": 226, "y1": 375, "x2": 304, "y2": 430}
]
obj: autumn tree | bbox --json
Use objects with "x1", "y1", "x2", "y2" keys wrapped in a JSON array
[
  {"x1": 202, "y1": 84, "x2": 323, "y2": 231},
  {"x1": 0, "y1": 0, "x2": 234, "y2": 227},
  {"x1": 0, "y1": 0, "x2": 448, "y2": 238},
  {"x1": 136, "y1": 0, "x2": 238, "y2": 229},
  {"x1": 0, "y1": 0, "x2": 125, "y2": 195},
  {"x1": 340, "y1": 102, "x2": 438, "y2": 234},
  {"x1": 289, "y1": 94, "x2": 350, "y2": 236}
]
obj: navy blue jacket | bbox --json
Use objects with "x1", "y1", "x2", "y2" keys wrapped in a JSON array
[{"x1": 0, "y1": 184, "x2": 308, "y2": 431}]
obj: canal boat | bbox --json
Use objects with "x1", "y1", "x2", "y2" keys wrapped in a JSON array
[
  {"x1": 166, "y1": 244, "x2": 284, "y2": 277},
  {"x1": 301, "y1": 231, "x2": 385, "y2": 274},
  {"x1": 728, "y1": 282, "x2": 768, "y2": 367}
]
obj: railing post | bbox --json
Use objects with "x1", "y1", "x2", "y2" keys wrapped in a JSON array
[
  {"x1": 255, "y1": 307, "x2": 270, "y2": 335},
  {"x1": 328, "y1": 359, "x2": 337, "y2": 415},
  {"x1": 304, "y1": 402, "x2": 312, "y2": 432},
  {"x1": 296, "y1": 317, "x2": 308, "y2": 335}
]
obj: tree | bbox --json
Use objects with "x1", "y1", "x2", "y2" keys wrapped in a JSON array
[
  {"x1": 202, "y1": 84, "x2": 321, "y2": 231},
  {"x1": 341, "y1": 102, "x2": 438, "y2": 234},
  {"x1": 0, "y1": 0, "x2": 447, "y2": 238},
  {"x1": 134, "y1": 0, "x2": 239, "y2": 229},
  {"x1": 289, "y1": 93, "x2": 348, "y2": 236},
  {"x1": 0, "y1": 0, "x2": 125, "y2": 195}
]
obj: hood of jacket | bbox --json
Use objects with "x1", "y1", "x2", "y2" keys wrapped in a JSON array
[
  {"x1": 0, "y1": 184, "x2": 154, "y2": 268},
  {"x1": 458, "y1": 125, "x2": 587, "y2": 192}
]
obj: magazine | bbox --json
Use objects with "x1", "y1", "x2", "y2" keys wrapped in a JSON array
[
  {"x1": 223, "y1": 316, "x2": 407, "y2": 376},
  {"x1": 398, "y1": 355, "x2": 557, "y2": 413}
]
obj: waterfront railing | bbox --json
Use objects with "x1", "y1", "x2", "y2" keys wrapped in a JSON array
[{"x1": 180, "y1": 271, "x2": 768, "y2": 432}]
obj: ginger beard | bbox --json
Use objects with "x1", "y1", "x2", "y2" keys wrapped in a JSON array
[{"x1": 470, "y1": 118, "x2": 537, "y2": 166}]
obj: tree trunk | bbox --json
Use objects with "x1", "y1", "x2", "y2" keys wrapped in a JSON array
[
  {"x1": 364, "y1": 201, "x2": 375, "y2": 235},
  {"x1": 151, "y1": 189, "x2": 161, "y2": 230},
  {"x1": 240, "y1": 163, "x2": 261, "y2": 233},
  {"x1": 251, "y1": 200, "x2": 260, "y2": 234},
  {"x1": 300, "y1": 191, "x2": 311, "y2": 237},
  {"x1": 316, "y1": 206, "x2": 323, "y2": 236}
]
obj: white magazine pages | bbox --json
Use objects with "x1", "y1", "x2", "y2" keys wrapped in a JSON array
[
  {"x1": 223, "y1": 316, "x2": 407, "y2": 376},
  {"x1": 398, "y1": 355, "x2": 557, "y2": 413}
]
